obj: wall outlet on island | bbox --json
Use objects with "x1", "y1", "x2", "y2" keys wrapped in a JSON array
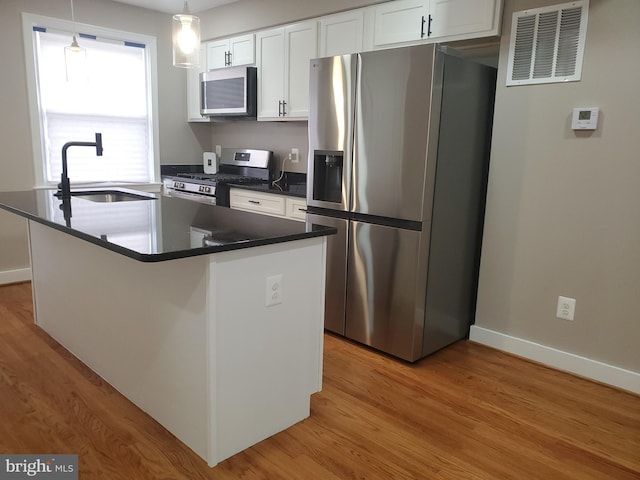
[
  {"x1": 266, "y1": 274, "x2": 283, "y2": 307},
  {"x1": 289, "y1": 148, "x2": 299, "y2": 163},
  {"x1": 215, "y1": 145, "x2": 222, "y2": 156}
]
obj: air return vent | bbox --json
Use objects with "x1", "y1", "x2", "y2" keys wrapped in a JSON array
[{"x1": 506, "y1": 0, "x2": 588, "y2": 86}]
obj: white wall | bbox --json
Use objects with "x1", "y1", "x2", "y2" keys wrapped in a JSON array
[{"x1": 473, "y1": 0, "x2": 640, "y2": 389}]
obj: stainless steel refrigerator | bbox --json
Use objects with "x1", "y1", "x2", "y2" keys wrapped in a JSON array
[{"x1": 306, "y1": 44, "x2": 496, "y2": 362}]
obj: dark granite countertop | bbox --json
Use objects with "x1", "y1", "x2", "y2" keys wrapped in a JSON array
[
  {"x1": 229, "y1": 180, "x2": 307, "y2": 198},
  {"x1": 0, "y1": 189, "x2": 334, "y2": 263}
]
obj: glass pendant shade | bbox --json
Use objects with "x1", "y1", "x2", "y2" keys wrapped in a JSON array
[
  {"x1": 64, "y1": 35, "x2": 87, "y2": 82},
  {"x1": 172, "y1": 2, "x2": 201, "y2": 68}
]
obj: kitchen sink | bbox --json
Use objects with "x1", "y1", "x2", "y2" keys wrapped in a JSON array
[{"x1": 70, "y1": 190, "x2": 157, "y2": 202}]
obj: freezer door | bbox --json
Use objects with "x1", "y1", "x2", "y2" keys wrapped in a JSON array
[
  {"x1": 353, "y1": 44, "x2": 439, "y2": 221},
  {"x1": 307, "y1": 55, "x2": 356, "y2": 212},
  {"x1": 307, "y1": 213, "x2": 349, "y2": 335},
  {"x1": 345, "y1": 220, "x2": 425, "y2": 361}
]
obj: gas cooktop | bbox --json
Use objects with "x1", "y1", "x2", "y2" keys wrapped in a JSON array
[{"x1": 162, "y1": 148, "x2": 274, "y2": 207}]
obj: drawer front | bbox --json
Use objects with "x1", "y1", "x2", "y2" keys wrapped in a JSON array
[
  {"x1": 230, "y1": 189, "x2": 286, "y2": 216},
  {"x1": 286, "y1": 198, "x2": 307, "y2": 221}
]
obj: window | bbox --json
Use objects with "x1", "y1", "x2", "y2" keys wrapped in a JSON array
[{"x1": 22, "y1": 13, "x2": 159, "y2": 188}]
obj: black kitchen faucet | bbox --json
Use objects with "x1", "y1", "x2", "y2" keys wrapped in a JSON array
[{"x1": 57, "y1": 132, "x2": 103, "y2": 200}]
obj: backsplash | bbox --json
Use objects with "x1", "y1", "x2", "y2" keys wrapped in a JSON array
[{"x1": 210, "y1": 121, "x2": 308, "y2": 174}]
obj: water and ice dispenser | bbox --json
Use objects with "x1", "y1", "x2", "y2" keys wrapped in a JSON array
[{"x1": 312, "y1": 150, "x2": 344, "y2": 204}]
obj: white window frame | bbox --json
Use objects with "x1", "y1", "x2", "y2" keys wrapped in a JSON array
[{"x1": 22, "y1": 12, "x2": 161, "y2": 190}]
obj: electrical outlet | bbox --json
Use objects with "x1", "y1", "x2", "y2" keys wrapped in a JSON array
[
  {"x1": 556, "y1": 296, "x2": 576, "y2": 321},
  {"x1": 290, "y1": 148, "x2": 299, "y2": 163},
  {"x1": 266, "y1": 274, "x2": 283, "y2": 307},
  {"x1": 215, "y1": 144, "x2": 222, "y2": 156}
]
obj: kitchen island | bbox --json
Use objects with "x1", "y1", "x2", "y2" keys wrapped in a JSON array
[{"x1": 0, "y1": 189, "x2": 334, "y2": 467}]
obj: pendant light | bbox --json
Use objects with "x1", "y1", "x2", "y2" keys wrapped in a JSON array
[
  {"x1": 64, "y1": 0, "x2": 87, "y2": 82},
  {"x1": 172, "y1": 1, "x2": 201, "y2": 68}
]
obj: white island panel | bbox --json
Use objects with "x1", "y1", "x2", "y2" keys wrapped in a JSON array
[
  {"x1": 209, "y1": 238, "x2": 325, "y2": 463},
  {"x1": 27, "y1": 219, "x2": 326, "y2": 467}
]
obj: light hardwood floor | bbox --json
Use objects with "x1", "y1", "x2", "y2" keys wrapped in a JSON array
[{"x1": 0, "y1": 282, "x2": 638, "y2": 479}]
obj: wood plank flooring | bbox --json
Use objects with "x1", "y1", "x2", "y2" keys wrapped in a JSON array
[{"x1": 0, "y1": 281, "x2": 638, "y2": 479}]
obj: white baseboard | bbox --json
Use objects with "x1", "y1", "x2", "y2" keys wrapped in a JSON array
[
  {"x1": 0, "y1": 268, "x2": 31, "y2": 285},
  {"x1": 469, "y1": 325, "x2": 640, "y2": 395}
]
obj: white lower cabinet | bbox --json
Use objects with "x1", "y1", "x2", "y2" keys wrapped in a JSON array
[
  {"x1": 285, "y1": 197, "x2": 308, "y2": 221},
  {"x1": 230, "y1": 189, "x2": 306, "y2": 222}
]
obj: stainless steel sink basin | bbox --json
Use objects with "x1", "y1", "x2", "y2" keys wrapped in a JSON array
[{"x1": 70, "y1": 190, "x2": 156, "y2": 202}]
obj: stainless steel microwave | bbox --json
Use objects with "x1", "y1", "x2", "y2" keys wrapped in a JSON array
[{"x1": 200, "y1": 66, "x2": 257, "y2": 118}]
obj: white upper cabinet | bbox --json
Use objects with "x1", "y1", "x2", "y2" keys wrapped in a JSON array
[
  {"x1": 372, "y1": 0, "x2": 432, "y2": 48},
  {"x1": 206, "y1": 39, "x2": 229, "y2": 69},
  {"x1": 206, "y1": 34, "x2": 255, "y2": 69},
  {"x1": 187, "y1": 43, "x2": 209, "y2": 123},
  {"x1": 429, "y1": 0, "x2": 499, "y2": 39},
  {"x1": 256, "y1": 21, "x2": 318, "y2": 121},
  {"x1": 319, "y1": 10, "x2": 364, "y2": 57},
  {"x1": 256, "y1": 28, "x2": 285, "y2": 119},
  {"x1": 185, "y1": 0, "x2": 502, "y2": 123},
  {"x1": 370, "y1": 0, "x2": 501, "y2": 49}
]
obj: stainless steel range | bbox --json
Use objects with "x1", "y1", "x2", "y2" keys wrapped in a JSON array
[{"x1": 162, "y1": 148, "x2": 273, "y2": 206}]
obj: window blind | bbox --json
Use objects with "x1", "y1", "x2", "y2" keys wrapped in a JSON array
[{"x1": 34, "y1": 28, "x2": 152, "y2": 185}]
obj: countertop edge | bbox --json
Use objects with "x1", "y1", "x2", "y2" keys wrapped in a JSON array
[{"x1": 0, "y1": 201, "x2": 335, "y2": 263}]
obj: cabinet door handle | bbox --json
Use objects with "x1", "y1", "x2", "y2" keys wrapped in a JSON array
[
  {"x1": 224, "y1": 51, "x2": 228, "y2": 66},
  {"x1": 282, "y1": 100, "x2": 287, "y2": 116},
  {"x1": 248, "y1": 200, "x2": 261, "y2": 205},
  {"x1": 227, "y1": 50, "x2": 232, "y2": 65},
  {"x1": 278, "y1": 100, "x2": 283, "y2": 116},
  {"x1": 421, "y1": 15, "x2": 433, "y2": 37}
]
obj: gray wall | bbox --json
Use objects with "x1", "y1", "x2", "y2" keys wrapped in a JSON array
[
  {"x1": 199, "y1": 0, "x2": 387, "y2": 175},
  {"x1": 0, "y1": 0, "x2": 386, "y2": 276},
  {"x1": 2, "y1": 0, "x2": 637, "y2": 380},
  {"x1": 0, "y1": 0, "x2": 209, "y2": 275},
  {"x1": 475, "y1": 0, "x2": 640, "y2": 372}
]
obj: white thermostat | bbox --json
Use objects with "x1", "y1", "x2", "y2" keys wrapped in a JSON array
[{"x1": 572, "y1": 107, "x2": 599, "y2": 130}]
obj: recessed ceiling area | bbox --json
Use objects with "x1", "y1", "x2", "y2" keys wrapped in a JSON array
[{"x1": 111, "y1": 0, "x2": 241, "y2": 14}]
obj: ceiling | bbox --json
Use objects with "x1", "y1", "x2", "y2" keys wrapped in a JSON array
[{"x1": 111, "y1": 0, "x2": 241, "y2": 14}]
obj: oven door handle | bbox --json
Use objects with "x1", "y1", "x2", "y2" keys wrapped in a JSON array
[{"x1": 167, "y1": 190, "x2": 217, "y2": 205}]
